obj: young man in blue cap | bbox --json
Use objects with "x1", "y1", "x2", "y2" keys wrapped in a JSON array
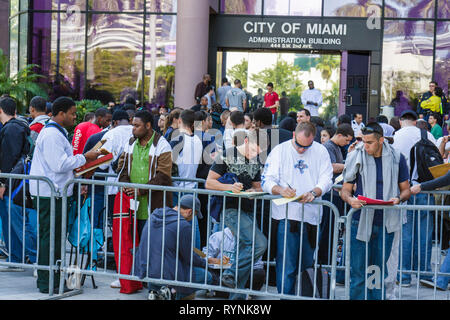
[{"x1": 135, "y1": 194, "x2": 217, "y2": 300}]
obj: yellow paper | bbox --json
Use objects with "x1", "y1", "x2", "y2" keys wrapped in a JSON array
[
  {"x1": 272, "y1": 195, "x2": 304, "y2": 206},
  {"x1": 429, "y1": 163, "x2": 450, "y2": 179},
  {"x1": 334, "y1": 174, "x2": 343, "y2": 184}
]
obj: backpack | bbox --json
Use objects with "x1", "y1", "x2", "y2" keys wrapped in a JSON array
[
  {"x1": 410, "y1": 129, "x2": 443, "y2": 183},
  {"x1": 10, "y1": 135, "x2": 34, "y2": 208},
  {"x1": 300, "y1": 265, "x2": 331, "y2": 299}
]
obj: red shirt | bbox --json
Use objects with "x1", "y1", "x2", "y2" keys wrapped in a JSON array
[
  {"x1": 30, "y1": 123, "x2": 45, "y2": 134},
  {"x1": 264, "y1": 91, "x2": 279, "y2": 114},
  {"x1": 72, "y1": 122, "x2": 101, "y2": 155}
]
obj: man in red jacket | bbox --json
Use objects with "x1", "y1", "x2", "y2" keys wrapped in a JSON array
[{"x1": 72, "y1": 107, "x2": 112, "y2": 155}]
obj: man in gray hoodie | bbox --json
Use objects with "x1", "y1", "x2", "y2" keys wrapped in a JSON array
[
  {"x1": 28, "y1": 96, "x2": 51, "y2": 143},
  {"x1": 134, "y1": 194, "x2": 216, "y2": 300},
  {"x1": 340, "y1": 122, "x2": 411, "y2": 300}
]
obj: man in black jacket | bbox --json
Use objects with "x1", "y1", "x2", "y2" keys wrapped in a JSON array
[{"x1": 0, "y1": 96, "x2": 37, "y2": 268}]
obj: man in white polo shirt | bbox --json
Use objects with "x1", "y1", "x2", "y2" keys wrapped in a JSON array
[
  {"x1": 262, "y1": 122, "x2": 333, "y2": 296},
  {"x1": 301, "y1": 80, "x2": 323, "y2": 117}
]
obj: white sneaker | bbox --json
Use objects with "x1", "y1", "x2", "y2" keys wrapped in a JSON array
[{"x1": 110, "y1": 279, "x2": 121, "y2": 288}]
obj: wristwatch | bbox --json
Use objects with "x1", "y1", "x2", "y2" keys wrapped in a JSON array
[{"x1": 309, "y1": 190, "x2": 317, "y2": 198}]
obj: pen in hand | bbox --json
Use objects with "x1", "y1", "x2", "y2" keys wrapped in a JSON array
[{"x1": 231, "y1": 177, "x2": 243, "y2": 193}]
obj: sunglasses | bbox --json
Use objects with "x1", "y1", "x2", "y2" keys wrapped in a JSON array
[
  {"x1": 294, "y1": 138, "x2": 313, "y2": 149},
  {"x1": 361, "y1": 126, "x2": 383, "y2": 135}
]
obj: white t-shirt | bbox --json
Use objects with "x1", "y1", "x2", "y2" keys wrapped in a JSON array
[
  {"x1": 392, "y1": 126, "x2": 437, "y2": 185},
  {"x1": 351, "y1": 120, "x2": 365, "y2": 136},
  {"x1": 99, "y1": 125, "x2": 134, "y2": 194},
  {"x1": 172, "y1": 133, "x2": 203, "y2": 189},
  {"x1": 262, "y1": 140, "x2": 333, "y2": 225}
]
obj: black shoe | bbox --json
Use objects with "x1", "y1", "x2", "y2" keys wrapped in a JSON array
[{"x1": 221, "y1": 274, "x2": 236, "y2": 288}]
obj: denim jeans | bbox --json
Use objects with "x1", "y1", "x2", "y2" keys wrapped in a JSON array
[
  {"x1": 223, "y1": 208, "x2": 267, "y2": 300},
  {"x1": 398, "y1": 193, "x2": 434, "y2": 283},
  {"x1": 434, "y1": 249, "x2": 450, "y2": 290},
  {"x1": 276, "y1": 219, "x2": 315, "y2": 295},
  {"x1": 350, "y1": 219, "x2": 394, "y2": 300},
  {"x1": 0, "y1": 196, "x2": 37, "y2": 263}
]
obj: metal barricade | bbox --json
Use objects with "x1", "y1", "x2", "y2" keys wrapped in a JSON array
[
  {"x1": 344, "y1": 200, "x2": 450, "y2": 300},
  {"x1": 58, "y1": 178, "x2": 342, "y2": 300},
  {"x1": 0, "y1": 173, "x2": 59, "y2": 296}
]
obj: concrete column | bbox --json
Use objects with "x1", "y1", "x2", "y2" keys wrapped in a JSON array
[{"x1": 174, "y1": 0, "x2": 210, "y2": 109}]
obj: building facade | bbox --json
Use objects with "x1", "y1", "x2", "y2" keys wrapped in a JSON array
[{"x1": 4, "y1": 0, "x2": 450, "y2": 120}]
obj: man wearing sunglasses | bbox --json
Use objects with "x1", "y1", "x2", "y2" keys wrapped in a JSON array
[
  {"x1": 340, "y1": 122, "x2": 411, "y2": 300},
  {"x1": 262, "y1": 122, "x2": 333, "y2": 296}
]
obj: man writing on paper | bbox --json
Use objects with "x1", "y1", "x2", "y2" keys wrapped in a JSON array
[
  {"x1": 205, "y1": 129, "x2": 268, "y2": 300},
  {"x1": 261, "y1": 122, "x2": 333, "y2": 296},
  {"x1": 340, "y1": 122, "x2": 411, "y2": 300},
  {"x1": 29, "y1": 96, "x2": 100, "y2": 293}
]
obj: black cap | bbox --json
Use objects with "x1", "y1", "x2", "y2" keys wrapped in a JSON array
[
  {"x1": 400, "y1": 110, "x2": 418, "y2": 120},
  {"x1": 179, "y1": 194, "x2": 203, "y2": 219},
  {"x1": 112, "y1": 110, "x2": 130, "y2": 121}
]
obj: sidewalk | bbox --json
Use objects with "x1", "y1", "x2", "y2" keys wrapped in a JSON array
[{"x1": 0, "y1": 266, "x2": 448, "y2": 300}]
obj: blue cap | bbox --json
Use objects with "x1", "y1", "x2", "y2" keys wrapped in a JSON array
[{"x1": 179, "y1": 194, "x2": 203, "y2": 219}]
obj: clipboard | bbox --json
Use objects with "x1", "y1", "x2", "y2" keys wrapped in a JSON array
[
  {"x1": 429, "y1": 163, "x2": 450, "y2": 179},
  {"x1": 272, "y1": 194, "x2": 304, "y2": 206}
]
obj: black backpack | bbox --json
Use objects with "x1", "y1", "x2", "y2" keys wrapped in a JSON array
[
  {"x1": 300, "y1": 265, "x2": 331, "y2": 299},
  {"x1": 410, "y1": 129, "x2": 443, "y2": 183},
  {"x1": 10, "y1": 135, "x2": 34, "y2": 208}
]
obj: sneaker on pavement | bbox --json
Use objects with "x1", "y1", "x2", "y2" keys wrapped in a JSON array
[
  {"x1": 395, "y1": 280, "x2": 411, "y2": 287},
  {"x1": 110, "y1": 279, "x2": 121, "y2": 288},
  {"x1": 148, "y1": 286, "x2": 173, "y2": 300},
  {"x1": 420, "y1": 279, "x2": 446, "y2": 291}
]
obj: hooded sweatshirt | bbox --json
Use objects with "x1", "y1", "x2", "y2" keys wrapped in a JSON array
[
  {"x1": 29, "y1": 114, "x2": 51, "y2": 142},
  {"x1": 0, "y1": 117, "x2": 30, "y2": 186},
  {"x1": 134, "y1": 207, "x2": 206, "y2": 295}
]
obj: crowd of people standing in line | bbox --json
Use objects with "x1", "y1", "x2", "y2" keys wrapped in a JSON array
[{"x1": 0, "y1": 76, "x2": 449, "y2": 300}]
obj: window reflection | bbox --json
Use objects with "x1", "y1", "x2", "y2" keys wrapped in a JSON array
[
  {"x1": 385, "y1": 0, "x2": 435, "y2": 18},
  {"x1": 144, "y1": 14, "x2": 176, "y2": 109},
  {"x1": 435, "y1": 22, "x2": 450, "y2": 96},
  {"x1": 220, "y1": 0, "x2": 262, "y2": 15},
  {"x1": 438, "y1": 0, "x2": 450, "y2": 18},
  {"x1": 9, "y1": 16, "x2": 18, "y2": 77},
  {"x1": 323, "y1": 0, "x2": 382, "y2": 17},
  {"x1": 381, "y1": 20, "x2": 435, "y2": 108},
  {"x1": 264, "y1": 0, "x2": 322, "y2": 16},
  {"x1": 86, "y1": 14, "x2": 143, "y2": 103}
]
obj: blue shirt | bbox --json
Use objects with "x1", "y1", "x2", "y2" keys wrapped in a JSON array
[{"x1": 352, "y1": 153, "x2": 409, "y2": 226}]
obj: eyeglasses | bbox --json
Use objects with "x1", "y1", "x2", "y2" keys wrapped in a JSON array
[{"x1": 294, "y1": 138, "x2": 313, "y2": 149}]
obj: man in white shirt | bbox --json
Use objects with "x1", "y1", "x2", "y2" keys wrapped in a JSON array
[
  {"x1": 262, "y1": 122, "x2": 333, "y2": 296},
  {"x1": 391, "y1": 110, "x2": 438, "y2": 288},
  {"x1": 301, "y1": 80, "x2": 323, "y2": 117},
  {"x1": 29, "y1": 96, "x2": 100, "y2": 293},
  {"x1": 223, "y1": 111, "x2": 247, "y2": 152},
  {"x1": 351, "y1": 113, "x2": 365, "y2": 137}
]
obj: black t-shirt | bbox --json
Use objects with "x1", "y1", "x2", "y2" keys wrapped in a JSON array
[{"x1": 210, "y1": 147, "x2": 262, "y2": 213}]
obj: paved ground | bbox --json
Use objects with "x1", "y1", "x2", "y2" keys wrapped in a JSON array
[{"x1": 0, "y1": 260, "x2": 448, "y2": 300}]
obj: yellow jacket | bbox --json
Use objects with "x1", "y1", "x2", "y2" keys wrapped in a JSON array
[{"x1": 420, "y1": 95, "x2": 442, "y2": 113}]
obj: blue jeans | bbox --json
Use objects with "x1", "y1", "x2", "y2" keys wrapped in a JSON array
[
  {"x1": 223, "y1": 208, "x2": 267, "y2": 300},
  {"x1": 0, "y1": 196, "x2": 37, "y2": 263},
  {"x1": 350, "y1": 219, "x2": 394, "y2": 300},
  {"x1": 435, "y1": 250, "x2": 450, "y2": 290},
  {"x1": 276, "y1": 219, "x2": 315, "y2": 295},
  {"x1": 398, "y1": 194, "x2": 434, "y2": 283}
]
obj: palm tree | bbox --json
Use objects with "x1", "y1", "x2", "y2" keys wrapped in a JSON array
[
  {"x1": 315, "y1": 55, "x2": 340, "y2": 87},
  {"x1": 0, "y1": 49, "x2": 48, "y2": 113}
]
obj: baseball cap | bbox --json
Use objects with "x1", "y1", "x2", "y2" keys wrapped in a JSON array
[
  {"x1": 112, "y1": 110, "x2": 130, "y2": 121},
  {"x1": 179, "y1": 194, "x2": 203, "y2": 219},
  {"x1": 399, "y1": 110, "x2": 418, "y2": 120}
]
